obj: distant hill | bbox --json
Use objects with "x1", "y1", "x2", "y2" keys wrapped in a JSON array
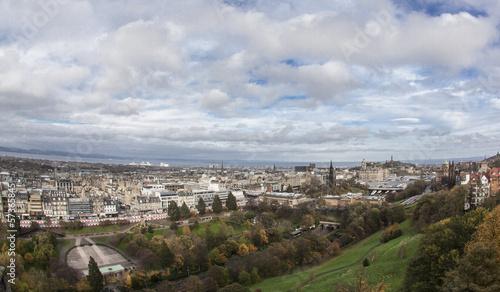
[{"x1": 0, "y1": 146, "x2": 124, "y2": 160}]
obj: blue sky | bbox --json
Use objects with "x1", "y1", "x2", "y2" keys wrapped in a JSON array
[{"x1": 0, "y1": 0, "x2": 500, "y2": 163}]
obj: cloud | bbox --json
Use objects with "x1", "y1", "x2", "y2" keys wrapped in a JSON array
[
  {"x1": 0, "y1": 0, "x2": 498, "y2": 162},
  {"x1": 392, "y1": 118, "x2": 420, "y2": 123}
]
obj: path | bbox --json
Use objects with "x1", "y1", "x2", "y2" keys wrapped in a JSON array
[{"x1": 291, "y1": 243, "x2": 381, "y2": 291}]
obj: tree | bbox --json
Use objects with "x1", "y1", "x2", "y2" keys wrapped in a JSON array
[
  {"x1": 138, "y1": 249, "x2": 160, "y2": 270},
  {"x1": 158, "y1": 240, "x2": 175, "y2": 268},
  {"x1": 157, "y1": 280, "x2": 177, "y2": 292},
  {"x1": 260, "y1": 212, "x2": 275, "y2": 229},
  {"x1": 133, "y1": 233, "x2": 150, "y2": 249},
  {"x1": 197, "y1": 197, "x2": 206, "y2": 215},
  {"x1": 442, "y1": 241, "x2": 500, "y2": 291},
  {"x1": 330, "y1": 240, "x2": 341, "y2": 256},
  {"x1": 362, "y1": 257, "x2": 370, "y2": 267},
  {"x1": 213, "y1": 195, "x2": 223, "y2": 214},
  {"x1": 250, "y1": 267, "x2": 260, "y2": 284},
  {"x1": 238, "y1": 270, "x2": 251, "y2": 286},
  {"x1": 168, "y1": 201, "x2": 181, "y2": 221},
  {"x1": 301, "y1": 214, "x2": 315, "y2": 228},
  {"x1": 219, "y1": 283, "x2": 250, "y2": 292},
  {"x1": 181, "y1": 202, "x2": 191, "y2": 219},
  {"x1": 181, "y1": 275, "x2": 204, "y2": 292},
  {"x1": 207, "y1": 265, "x2": 229, "y2": 289},
  {"x1": 226, "y1": 192, "x2": 238, "y2": 211},
  {"x1": 285, "y1": 185, "x2": 294, "y2": 193},
  {"x1": 403, "y1": 207, "x2": 489, "y2": 291},
  {"x1": 87, "y1": 256, "x2": 103, "y2": 292}
]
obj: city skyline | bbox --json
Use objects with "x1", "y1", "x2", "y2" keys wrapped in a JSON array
[{"x1": 1, "y1": 0, "x2": 500, "y2": 163}]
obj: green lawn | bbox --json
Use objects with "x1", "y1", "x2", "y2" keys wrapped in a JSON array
[
  {"x1": 57, "y1": 239, "x2": 72, "y2": 248},
  {"x1": 64, "y1": 225, "x2": 121, "y2": 234},
  {"x1": 251, "y1": 220, "x2": 422, "y2": 292},
  {"x1": 190, "y1": 221, "x2": 221, "y2": 236},
  {"x1": 144, "y1": 228, "x2": 166, "y2": 240},
  {"x1": 93, "y1": 236, "x2": 109, "y2": 242}
]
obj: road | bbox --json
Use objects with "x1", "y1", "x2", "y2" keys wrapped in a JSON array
[{"x1": 401, "y1": 184, "x2": 433, "y2": 206}]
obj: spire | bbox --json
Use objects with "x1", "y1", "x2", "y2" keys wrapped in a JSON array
[
  {"x1": 221, "y1": 161, "x2": 224, "y2": 175},
  {"x1": 328, "y1": 160, "x2": 336, "y2": 188}
]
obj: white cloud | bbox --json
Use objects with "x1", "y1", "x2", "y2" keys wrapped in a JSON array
[{"x1": 0, "y1": 0, "x2": 498, "y2": 162}]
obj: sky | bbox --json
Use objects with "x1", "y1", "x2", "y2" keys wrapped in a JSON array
[{"x1": 1, "y1": 0, "x2": 500, "y2": 164}]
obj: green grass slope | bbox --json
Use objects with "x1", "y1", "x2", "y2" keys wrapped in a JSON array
[{"x1": 251, "y1": 220, "x2": 422, "y2": 292}]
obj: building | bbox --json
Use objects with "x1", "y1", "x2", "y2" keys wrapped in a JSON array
[
  {"x1": 68, "y1": 198, "x2": 92, "y2": 217},
  {"x1": 490, "y1": 168, "x2": 499, "y2": 195},
  {"x1": 260, "y1": 192, "x2": 306, "y2": 207},
  {"x1": 141, "y1": 184, "x2": 165, "y2": 196},
  {"x1": 358, "y1": 165, "x2": 390, "y2": 182},
  {"x1": 28, "y1": 193, "x2": 43, "y2": 219},
  {"x1": 103, "y1": 198, "x2": 118, "y2": 216},
  {"x1": 154, "y1": 190, "x2": 178, "y2": 210},
  {"x1": 294, "y1": 163, "x2": 315, "y2": 172},
  {"x1": 192, "y1": 190, "x2": 230, "y2": 208},
  {"x1": 57, "y1": 179, "x2": 74, "y2": 192},
  {"x1": 461, "y1": 173, "x2": 490, "y2": 210},
  {"x1": 132, "y1": 196, "x2": 162, "y2": 214}
]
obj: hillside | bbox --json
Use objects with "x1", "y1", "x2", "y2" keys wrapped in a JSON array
[{"x1": 251, "y1": 220, "x2": 423, "y2": 291}]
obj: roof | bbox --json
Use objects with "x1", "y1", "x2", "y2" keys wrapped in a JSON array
[{"x1": 82, "y1": 264, "x2": 125, "y2": 276}]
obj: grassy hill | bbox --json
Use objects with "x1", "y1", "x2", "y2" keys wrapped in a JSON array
[{"x1": 250, "y1": 220, "x2": 422, "y2": 291}]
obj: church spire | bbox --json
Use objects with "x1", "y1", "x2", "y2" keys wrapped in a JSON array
[{"x1": 328, "y1": 160, "x2": 336, "y2": 188}]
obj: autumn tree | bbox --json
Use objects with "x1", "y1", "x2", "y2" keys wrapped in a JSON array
[
  {"x1": 467, "y1": 205, "x2": 500, "y2": 262},
  {"x1": 330, "y1": 240, "x2": 341, "y2": 256},
  {"x1": 442, "y1": 241, "x2": 500, "y2": 291},
  {"x1": 206, "y1": 265, "x2": 229, "y2": 289},
  {"x1": 158, "y1": 241, "x2": 174, "y2": 268},
  {"x1": 181, "y1": 275, "x2": 204, "y2": 292},
  {"x1": 403, "y1": 207, "x2": 489, "y2": 291}
]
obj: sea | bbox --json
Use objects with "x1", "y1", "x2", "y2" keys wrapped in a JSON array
[{"x1": 0, "y1": 150, "x2": 479, "y2": 168}]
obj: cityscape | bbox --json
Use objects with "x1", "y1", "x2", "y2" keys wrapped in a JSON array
[{"x1": 1, "y1": 0, "x2": 500, "y2": 291}]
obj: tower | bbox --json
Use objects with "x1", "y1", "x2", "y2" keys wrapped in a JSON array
[
  {"x1": 221, "y1": 161, "x2": 224, "y2": 175},
  {"x1": 361, "y1": 159, "x2": 367, "y2": 171},
  {"x1": 328, "y1": 160, "x2": 336, "y2": 188}
]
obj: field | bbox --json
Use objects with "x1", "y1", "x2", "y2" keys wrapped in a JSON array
[
  {"x1": 251, "y1": 220, "x2": 422, "y2": 292},
  {"x1": 57, "y1": 238, "x2": 72, "y2": 248},
  {"x1": 64, "y1": 224, "x2": 121, "y2": 234},
  {"x1": 93, "y1": 235, "x2": 109, "y2": 242}
]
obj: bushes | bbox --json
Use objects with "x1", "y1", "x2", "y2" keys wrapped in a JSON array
[
  {"x1": 110, "y1": 233, "x2": 127, "y2": 247},
  {"x1": 381, "y1": 223, "x2": 402, "y2": 243}
]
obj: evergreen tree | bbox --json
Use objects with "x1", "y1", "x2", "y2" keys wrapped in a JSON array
[
  {"x1": 226, "y1": 192, "x2": 238, "y2": 211},
  {"x1": 87, "y1": 256, "x2": 103, "y2": 292},
  {"x1": 158, "y1": 241, "x2": 174, "y2": 268},
  {"x1": 181, "y1": 202, "x2": 191, "y2": 219},
  {"x1": 197, "y1": 197, "x2": 206, "y2": 215},
  {"x1": 213, "y1": 195, "x2": 223, "y2": 214},
  {"x1": 167, "y1": 201, "x2": 181, "y2": 221}
]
